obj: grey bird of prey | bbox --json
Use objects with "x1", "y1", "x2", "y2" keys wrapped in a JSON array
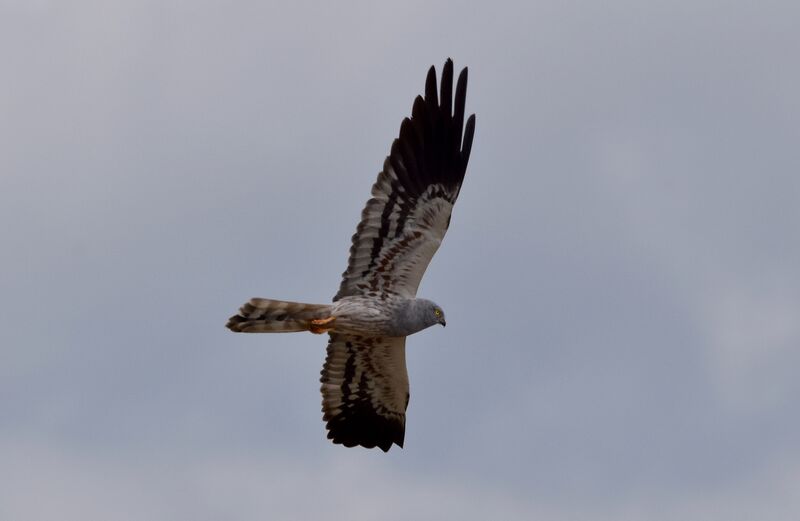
[{"x1": 227, "y1": 59, "x2": 475, "y2": 452}]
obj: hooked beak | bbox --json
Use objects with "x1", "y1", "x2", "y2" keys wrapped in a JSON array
[{"x1": 440, "y1": 319, "x2": 446, "y2": 327}]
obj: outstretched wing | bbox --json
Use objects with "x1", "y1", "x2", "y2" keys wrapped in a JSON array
[
  {"x1": 334, "y1": 59, "x2": 476, "y2": 301},
  {"x1": 320, "y1": 334, "x2": 409, "y2": 452}
]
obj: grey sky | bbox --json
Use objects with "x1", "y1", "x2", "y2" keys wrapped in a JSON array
[{"x1": 2, "y1": 1, "x2": 799, "y2": 519}]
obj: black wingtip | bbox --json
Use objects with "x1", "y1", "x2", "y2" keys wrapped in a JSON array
[
  {"x1": 425, "y1": 65, "x2": 438, "y2": 106},
  {"x1": 440, "y1": 59, "x2": 454, "y2": 118},
  {"x1": 325, "y1": 420, "x2": 405, "y2": 452},
  {"x1": 462, "y1": 113, "x2": 476, "y2": 164},
  {"x1": 396, "y1": 59, "x2": 474, "y2": 192}
]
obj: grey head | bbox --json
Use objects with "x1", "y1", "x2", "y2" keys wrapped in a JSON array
[{"x1": 393, "y1": 298, "x2": 446, "y2": 337}]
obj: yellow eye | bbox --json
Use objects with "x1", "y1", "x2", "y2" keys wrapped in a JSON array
[{"x1": 434, "y1": 309, "x2": 441, "y2": 317}]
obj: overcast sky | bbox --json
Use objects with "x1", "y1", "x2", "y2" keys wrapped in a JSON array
[{"x1": 2, "y1": 1, "x2": 799, "y2": 519}]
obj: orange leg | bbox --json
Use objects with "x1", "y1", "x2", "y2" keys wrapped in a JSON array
[{"x1": 309, "y1": 316, "x2": 336, "y2": 335}]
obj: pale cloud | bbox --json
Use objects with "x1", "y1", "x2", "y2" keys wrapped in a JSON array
[
  {"x1": 702, "y1": 287, "x2": 800, "y2": 412},
  {"x1": 3, "y1": 438, "x2": 800, "y2": 521}
]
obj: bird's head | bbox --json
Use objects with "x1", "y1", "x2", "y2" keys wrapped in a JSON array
[
  {"x1": 418, "y1": 299, "x2": 446, "y2": 328},
  {"x1": 397, "y1": 298, "x2": 447, "y2": 335}
]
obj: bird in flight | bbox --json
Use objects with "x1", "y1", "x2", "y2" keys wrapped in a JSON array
[{"x1": 227, "y1": 59, "x2": 476, "y2": 451}]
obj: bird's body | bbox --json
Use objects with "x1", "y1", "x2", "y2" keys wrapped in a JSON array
[
  {"x1": 227, "y1": 59, "x2": 475, "y2": 452},
  {"x1": 229, "y1": 296, "x2": 444, "y2": 337},
  {"x1": 330, "y1": 296, "x2": 445, "y2": 337}
]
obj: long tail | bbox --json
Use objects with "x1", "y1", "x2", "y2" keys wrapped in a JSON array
[{"x1": 226, "y1": 298, "x2": 333, "y2": 333}]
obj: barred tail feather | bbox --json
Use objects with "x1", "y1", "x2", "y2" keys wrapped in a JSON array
[{"x1": 226, "y1": 298, "x2": 332, "y2": 333}]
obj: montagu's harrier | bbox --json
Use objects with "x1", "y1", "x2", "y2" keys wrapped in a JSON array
[{"x1": 227, "y1": 59, "x2": 475, "y2": 452}]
